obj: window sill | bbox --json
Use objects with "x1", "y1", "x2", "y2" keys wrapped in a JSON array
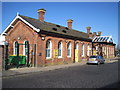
[
  {"x1": 82, "y1": 56, "x2": 85, "y2": 57},
  {"x1": 67, "y1": 56, "x2": 71, "y2": 58},
  {"x1": 58, "y1": 56, "x2": 62, "y2": 58},
  {"x1": 46, "y1": 57, "x2": 52, "y2": 60}
]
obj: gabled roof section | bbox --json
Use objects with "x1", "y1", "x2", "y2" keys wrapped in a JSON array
[
  {"x1": 92, "y1": 36, "x2": 113, "y2": 43},
  {"x1": 2, "y1": 14, "x2": 91, "y2": 41},
  {"x1": 19, "y1": 15, "x2": 90, "y2": 40},
  {"x1": 2, "y1": 14, "x2": 40, "y2": 35}
]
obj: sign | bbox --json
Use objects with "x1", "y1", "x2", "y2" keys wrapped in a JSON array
[
  {"x1": 75, "y1": 50, "x2": 78, "y2": 62},
  {"x1": 54, "y1": 49, "x2": 58, "y2": 58},
  {"x1": 93, "y1": 50, "x2": 96, "y2": 55}
]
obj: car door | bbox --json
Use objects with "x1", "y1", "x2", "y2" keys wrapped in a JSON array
[
  {"x1": 101, "y1": 56, "x2": 104, "y2": 63},
  {"x1": 99, "y1": 56, "x2": 103, "y2": 63},
  {"x1": 99, "y1": 56, "x2": 102, "y2": 63}
]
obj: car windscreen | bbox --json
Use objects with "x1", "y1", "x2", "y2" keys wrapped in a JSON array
[{"x1": 89, "y1": 56, "x2": 97, "y2": 58}]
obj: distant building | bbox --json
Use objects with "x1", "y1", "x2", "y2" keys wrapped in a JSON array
[
  {"x1": 0, "y1": 34, "x2": 5, "y2": 67},
  {"x1": 2, "y1": 8, "x2": 115, "y2": 67},
  {"x1": 0, "y1": 34, "x2": 5, "y2": 45}
]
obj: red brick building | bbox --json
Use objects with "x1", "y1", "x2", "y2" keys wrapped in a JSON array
[{"x1": 2, "y1": 8, "x2": 115, "y2": 67}]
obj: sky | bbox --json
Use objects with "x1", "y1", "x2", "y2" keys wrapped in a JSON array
[{"x1": 1, "y1": 2, "x2": 118, "y2": 46}]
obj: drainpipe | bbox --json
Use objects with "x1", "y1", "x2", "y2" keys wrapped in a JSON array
[{"x1": 73, "y1": 39, "x2": 76, "y2": 63}]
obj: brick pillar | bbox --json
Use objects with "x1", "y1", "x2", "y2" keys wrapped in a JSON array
[
  {"x1": 71, "y1": 40, "x2": 75, "y2": 63},
  {"x1": 79, "y1": 42, "x2": 82, "y2": 60},
  {"x1": 63, "y1": 40, "x2": 67, "y2": 62}
]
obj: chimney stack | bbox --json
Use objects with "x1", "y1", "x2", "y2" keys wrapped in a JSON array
[
  {"x1": 98, "y1": 31, "x2": 102, "y2": 36},
  {"x1": 67, "y1": 19, "x2": 73, "y2": 29},
  {"x1": 93, "y1": 32, "x2": 97, "y2": 37},
  {"x1": 86, "y1": 26, "x2": 91, "y2": 34},
  {"x1": 37, "y1": 8, "x2": 46, "y2": 22}
]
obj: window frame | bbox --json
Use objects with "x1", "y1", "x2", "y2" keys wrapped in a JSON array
[
  {"x1": 58, "y1": 41, "x2": 62, "y2": 58},
  {"x1": 82, "y1": 44, "x2": 84, "y2": 57},
  {"x1": 23, "y1": 40, "x2": 29, "y2": 55},
  {"x1": 13, "y1": 41, "x2": 18, "y2": 55},
  {"x1": 67, "y1": 42, "x2": 71, "y2": 57},
  {"x1": 46, "y1": 40, "x2": 52, "y2": 59},
  {"x1": 75, "y1": 43, "x2": 78, "y2": 50}
]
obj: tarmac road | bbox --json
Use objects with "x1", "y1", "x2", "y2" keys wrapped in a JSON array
[{"x1": 2, "y1": 59, "x2": 119, "y2": 88}]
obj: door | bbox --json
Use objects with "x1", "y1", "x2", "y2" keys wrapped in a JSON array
[{"x1": 75, "y1": 43, "x2": 79, "y2": 62}]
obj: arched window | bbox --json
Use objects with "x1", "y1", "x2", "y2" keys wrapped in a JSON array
[
  {"x1": 75, "y1": 43, "x2": 78, "y2": 50},
  {"x1": 46, "y1": 40, "x2": 52, "y2": 58},
  {"x1": 58, "y1": 41, "x2": 62, "y2": 58},
  {"x1": 14, "y1": 41, "x2": 18, "y2": 55},
  {"x1": 67, "y1": 42, "x2": 71, "y2": 57},
  {"x1": 23, "y1": 40, "x2": 29, "y2": 55},
  {"x1": 82, "y1": 44, "x2": 84, "y2": 57}
]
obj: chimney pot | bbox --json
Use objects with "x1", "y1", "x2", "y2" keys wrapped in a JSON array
[
  {"x1": 93, "y1": 32, "x2": 97, "y2": 37},
  {"x1": 37, "y1": 8, "x2": 46, "y2": 22},
  {"x1": 67, "y1": 19, "x2": 73, "y2": 29},
  {"x1": 86, "y1": 26, "x2": 91, "y2": 34},
  {"x1": 98, "y1": 31, "x2": 102, "y2": 36}
]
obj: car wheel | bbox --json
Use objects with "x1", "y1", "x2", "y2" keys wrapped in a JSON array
[
  {"x1": 102, "y1": 61, "x2": 105, "y2": 64},
  {"x1": 102, "y1": 60, "x2": 105, "y2": 64},
  {"x1": 86, "y1": 63, "x2": 89, "y2": 65},
  {"x1": 97, "y1": 61, "x2": 100, "y2": 65}
]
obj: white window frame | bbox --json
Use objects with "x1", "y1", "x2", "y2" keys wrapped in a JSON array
[
  {"x1": 46, "y1": 40, "x2": 52, "y2": 59},
  {"x1": 23, "y1": 40, "x2": 29, "y2": 55},
  {"x1": 58, "y1": 41, "x2": 62, "y2": 58},
  {"x1": 82, "y1": 44, "x2": 84, "y2": 57},
  {"x1": 13, "y1": 41, "x2": 18, "y2": 55},
  {"x1": 67, "y1": 42, "x2": 71, "y2": 57},
  {"x1": 75, "y1": 43, "x2": 78, "y2": 50}
]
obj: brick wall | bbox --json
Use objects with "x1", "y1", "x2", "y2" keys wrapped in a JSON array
[
  {"x1": 6, "y1": 20, "x2": 92, "y2": 67},
  {"x1": 6, "y1": 20, "x2": 115, "y2": 67}
]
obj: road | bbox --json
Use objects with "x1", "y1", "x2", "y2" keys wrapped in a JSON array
[{"x1": 2, "y1": 59, "x2": 119, "y2": 88}]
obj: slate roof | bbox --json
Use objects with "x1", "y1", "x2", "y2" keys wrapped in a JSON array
[{"x1": 19, "y1": 15, "x2": 91, "y2": 41}]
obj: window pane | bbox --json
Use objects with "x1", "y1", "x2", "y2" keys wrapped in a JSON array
[
  {"x1": 46, "y1": 49, "x2": 50, "y2": 57},
  {"x1": 82, "y1": 45, "x2": 84, "y2": 56},
  {"x1": 48, "y1": 49, "x2": 50, "y2": 57},
  {"x1": 58, "y1": 42, "x2": 61, "y2": 49},
  {"x1": 46, "y1": 40, "x2": 51, "y2": 58},
  {"x1": 14, "y1": 41, "x2": 18, "y2": 55},
  {"x1": 75, "y1": 43, "x2": 78, "y2": 50},
  {"x1": 15, "y1": 48, "x2": 17, "y2": 55},
  {"x1": 46, "y1": 41, "x2": 50, "y2": 48},
  {"x1": 58, "y1": 49, "x2": 61, "y2": 56},
  {"x1": 67, "y1": 42, "x2": 71, "y2": 56},
  {"x1": 68, "y1": 49, "x2": 70, "y2": 56},
  {"x1": 58, "y1": 42, "x2": 62, "y2": 57}
]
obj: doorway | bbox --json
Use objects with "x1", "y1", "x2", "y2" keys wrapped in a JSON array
[{"x1": 75, "y1": 43, "x2": 79, "y2": 62}]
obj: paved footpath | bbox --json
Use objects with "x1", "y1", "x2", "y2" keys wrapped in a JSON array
[{"x1": 1, "y1": 57, "x2": 119, "y2": 78}]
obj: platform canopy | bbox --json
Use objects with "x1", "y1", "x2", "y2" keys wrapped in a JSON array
[{"x1": 92, "y1": 36, "x2": 113, "y2": 43}]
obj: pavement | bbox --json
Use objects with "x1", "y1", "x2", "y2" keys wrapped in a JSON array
[{"x1": 1, "y1": 57, "x2": 119, "y2": 78}]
